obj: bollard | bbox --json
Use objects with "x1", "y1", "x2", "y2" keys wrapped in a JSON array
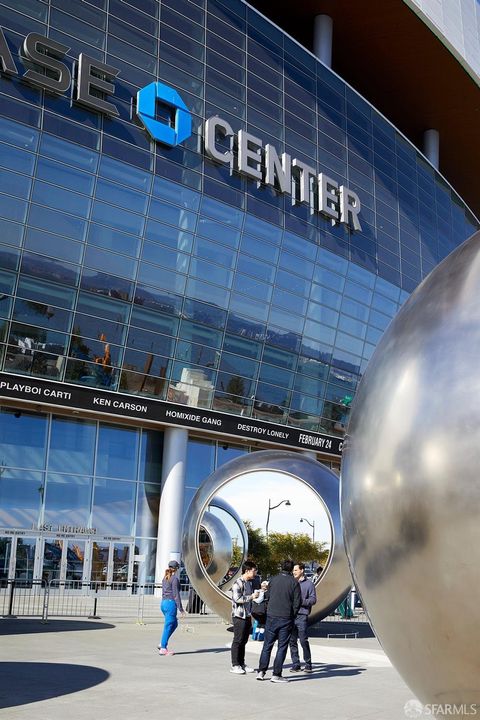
[
  {"x1": 5, "y1": 580, "x2": 17, "y2": 618},
  {"x1": 41, "y1": 579, "x2": 49, "y2": 623},
  {"x1": 88, "y1": 583, "x2": 101, "y2": 619}
]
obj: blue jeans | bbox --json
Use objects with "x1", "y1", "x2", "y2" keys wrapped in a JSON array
[
  {"x1": 258, "y1": 616, "x2": 293, "y2": 677},
  {"x1": 160, "y1": 599, "x2": 178, "y2": 648},
  {"x1": 289, "y1": 613, "x2": 311, "y2": 667}
]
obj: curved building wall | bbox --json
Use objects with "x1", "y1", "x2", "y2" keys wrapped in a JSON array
[
  {"x1": 406, "y1": 0, "x2": 480, "y2": 83},
  {"x1": 0, "y1": 0, "x2": 477, "y2": 440},
  {"x1": 0, "y1": 0, "x2": 478, "y2": 582}
]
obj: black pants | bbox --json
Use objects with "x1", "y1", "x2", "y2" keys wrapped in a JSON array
[
  {"x1": 289, "y1": 614, "x2": 311, "y2": 666},
  {"x1": 231, "y1": 616, "x2": 252, "y2": 667},
  {"x1": 258, "y1": 616, "x2": 293, "y2": 677}
]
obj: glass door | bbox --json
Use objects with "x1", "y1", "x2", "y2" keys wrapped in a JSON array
[
  {"x1": 14, "y1": 537, "x2": 38, "y2": 581},
  {"x1": 91, "y1": 541, "x2": 110, "y2": 583},
  {"x1": 66, "y1": 540, "x2": 85, "y2": 582},
  {"x1": 112, "y1": 543, "x2": 130, "y2": 585},
  {"x1": 0, "y1": 537, "x2": 13, "y2": 580},
  {"x1": 42, "y1": 539, "x2": 63, "y2": 582}
]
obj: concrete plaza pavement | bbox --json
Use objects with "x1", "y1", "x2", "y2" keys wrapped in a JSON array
[{"x1": 0, "y1": 615, "x2": 417, "y2": 720}]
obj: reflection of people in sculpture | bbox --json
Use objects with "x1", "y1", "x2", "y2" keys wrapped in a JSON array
[
  {"x1": 230, "y1": 560, "x2": 259, "y2": 675},
  {"x1": 289, "y1": 563, "x2": 317, "y2": 673},
  {"x1": 256, "y1": 560, "x2": 301, "y2": 683},
  {"x1": 158, "y1": 561, "x2": 185, "y2": 656}
]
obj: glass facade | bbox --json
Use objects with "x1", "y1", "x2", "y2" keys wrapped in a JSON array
[
  {"x1": 0, "y1": 0, "x2": 478, "y2": 581},
  {"x1": 0, "y1": 0, "x2": 477, "y2": 441}
]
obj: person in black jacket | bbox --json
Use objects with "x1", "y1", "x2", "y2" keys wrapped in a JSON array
[{"x1": 256, "y1": 560, "x2": 301, "y2": 683}]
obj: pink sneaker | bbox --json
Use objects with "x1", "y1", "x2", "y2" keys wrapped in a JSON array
[{"x1": 159, "y1": 648, "x2": 174, "y2": 656}]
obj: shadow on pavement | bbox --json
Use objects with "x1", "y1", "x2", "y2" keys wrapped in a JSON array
[
  {"x1": 287, "y1": 663, "x2": 367, "y2": 681},
  {"x1": 0, "y1": 619, "x2": 115, "y2": 635},
  {"x1": 0, "y1": 662, "x2": 109, "y2": 709},
  {"x1": 310, "y1": 621, "x2": 375, "y2": 639}
]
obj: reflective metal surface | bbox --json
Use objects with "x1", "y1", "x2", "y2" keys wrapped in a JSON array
[
  {"x1": 199, "y1": 511, "x2": 231, "y2": 584},
  {"x1": 208, "y1": 496, "x2": 248, "y2": 591},
  {"x1": 183, "y1": 450, "x2": 352, "y2": 624},
  {"x1": 342, "y1": 231, "x2": 480, "y2": 711}
]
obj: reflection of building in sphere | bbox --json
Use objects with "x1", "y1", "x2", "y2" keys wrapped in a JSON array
[{"x1": 342, "y1": 231, "x2": 480, "y2": 712}]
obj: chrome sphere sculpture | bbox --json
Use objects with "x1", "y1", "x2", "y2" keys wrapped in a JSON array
[
  {"x1": 183, "y1": 450, "x2": 352, "y2": 624},
  {"x1": 208, "y1": 496, "x2": 248, "y2": 591},
  {"x1": 199, "y1": 511, "x2": 233, "y2": 584},
  {"x1": 341, "y1": 231, "x2": 480, "y2": 712}
]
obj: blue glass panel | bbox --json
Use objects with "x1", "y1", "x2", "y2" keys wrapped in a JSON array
[
  {"x1": 87, "y1": 224, "x2": 141, "y2": 258},
  {"x1": 20, "y1": 251, "x2": 80, "y2": 286},
  {"x1": 0, "y1": 408, "x2": 47, "y2": 470},
  {"x1": 48, "y1": 416, "x2": 96, "y2": 475},
  {"x1": 0, "y1": 469, "x2": 44, "y2": 528},
  {"x1": 76, "y1": 291, "x2": 130, "y2": 323},
  {"x1": 193, "y1": 237, "x2": 236, "y2": 268},
  {"x1": 17, "y1": 276, "x2": 76, "y2": 309},
  {"x1": 189, "y1": 258, "x2": 233, "y2": 288},
  {"x1": 0, "y1": 95, "x2": 41, "y2": 128},
  {"x1": 185, "y1": 439, "x2": 214, "y2": 489},
  {"x1": 12, "y1": 296, "x2": 71, "y2": 334},
  {"x1": 142, "y1": 242, "x2": 190, "y2": 273},
  {"x1": 196, "y1": 217, "x2": 241, "y2": 248},
  {"x1": 84, "y1": 246, "x2": 137, "y2": 280},
  {"x1": 39, "y1": 134, "x2": 99, "y2": 172},
  {"x1": 137, "y1": 264, "x2": 186, "y2": 294},
  {"x1": 93, "y1": 478, "x2": 136, "y2": 534},
  {"x1": 149, "y1": 198, "x2": 197, "y2": 231},
  {"x1": 0, "y1": 143, "x2": 35, "y2": 175},
  {"x1": 36, "y1": 157, "x2": 95, "y2": 195},
  {"x1": 200, "y1": 196, "x2": 244, "y2": 228},
  {"x1": 32, "y1": 182, "x2": 91, "y2": 218},
  {"x1": 99, "y1": 156, "x2": 152, "y2": 193},
  {"x1": 229, "y1": 294, "x2": 268, "y2": 322},
  {"x1": 145, "y1": 219, "x2": 194, "y2": 252},
  {"x1": 91, "y1": 201, "x2": 145, "y2": 235},
  {"x1": 95, "y1": 178, "x2": 148, "y2": 215},
  {"x1": 0, "y1": 218, "x2": 23, "y2": 247},
  {"x1": 240, "y1": 234, "x2": 279, "y2": 263},
  {"x1": 232, "y1": 273, "x2": 271, "y2": 302},
  {"x1": 80, "y1": 270, "x2": 133, "y2": 301},
  {"x1": 186, "y1": 277, "x2": 229, "y2": 306},
  {"x1": 44, "y1": 473, "x2": 92, "y2": 527},
  {"x1": 0, "y1": 117, "x2": 39, "y2": 151},
  {"x1": 0, "y1": 195, "x2": 27, "y2": 223},
  {"x1": 28, "y1": 205, "x2": 87, "y2": 241},
  {"x1": 237, "y1": 256, "x2": 275, "y2": 283}
]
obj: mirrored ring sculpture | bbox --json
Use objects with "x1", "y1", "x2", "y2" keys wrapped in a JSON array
[
  {"x1": 183, "y1": 450, "x2": 352, "y2": 624},
  {"x1": 201, "y1": 497, "x2": 248, "y2": 586}
]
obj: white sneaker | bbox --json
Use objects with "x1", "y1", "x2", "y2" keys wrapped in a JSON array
[
  {"x1": 230, "y1": 665, "x2": 246, "y2": 674},
  {"x1": 243, "y1": 666, "x2": 255, "y2": 673},
  {"x1": 271, "y1": 675, "x2": 289, "y2": 683},
  {"x1": 256, "y1": 671, "x2": 266, "y2": 681}
]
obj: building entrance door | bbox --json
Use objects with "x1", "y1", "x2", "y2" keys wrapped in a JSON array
[{"x1": 90, "y1": 540, "x2": 132, "y2": 586}]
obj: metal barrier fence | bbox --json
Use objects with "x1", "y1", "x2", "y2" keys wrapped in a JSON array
[
  {"x1": 0, "y1": 580, "x2": 204, "y2": 623},
  {"x1": 1, "y1": 580, "x2": 368, "y2": 626}
]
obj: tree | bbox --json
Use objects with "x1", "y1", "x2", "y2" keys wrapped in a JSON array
[{"x1": 243, "y1": 521, "x2": 329, "y2": 579}]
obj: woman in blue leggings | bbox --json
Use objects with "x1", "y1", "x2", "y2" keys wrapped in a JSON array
[{"x1": 159, "y1": 561, "x2": 185, "y2": 655}]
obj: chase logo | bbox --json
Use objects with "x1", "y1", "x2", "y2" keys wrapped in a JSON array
[{"x1": 136, "y1": 81, "x2": 191, "y2": 146}]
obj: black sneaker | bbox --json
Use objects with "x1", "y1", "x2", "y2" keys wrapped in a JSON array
[
  {"x1": 304, "y1": 665, "x2": 313, "y2": 674},
  {"x1": 290, "y1": 666, "x2": 302, "y2": 673}
]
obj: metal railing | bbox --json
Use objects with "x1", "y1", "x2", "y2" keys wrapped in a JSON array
[{"x1": 0, "y1": 579, "x2": 207, "y2": 623}]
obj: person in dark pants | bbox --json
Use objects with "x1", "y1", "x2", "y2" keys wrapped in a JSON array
[
  {"x1": 257, "y1": 560, "x2": 302, "y2": 683},
  {"x1": 230, "y1": 560, "x2": 259, "y2": 675},
  {"x1": 289, "y1": 562, "x2": 317, "y2": 673}
]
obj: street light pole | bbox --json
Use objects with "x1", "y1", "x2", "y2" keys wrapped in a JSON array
[
  {"x1": 300, "y1": 517, "x2": 315, "y2": 543},
  {"x1": 266, "y1": 498, "x2": 291, "y2": 540}
]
